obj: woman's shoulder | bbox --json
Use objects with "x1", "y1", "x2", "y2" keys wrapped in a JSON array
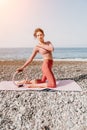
[{"x1": 46, "y1": 41, "x2": 52, "y2": 45}]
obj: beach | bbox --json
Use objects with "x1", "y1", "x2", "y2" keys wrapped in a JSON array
[{"x1": 0, "y1": 60, "x2": 87, "y2": 130}]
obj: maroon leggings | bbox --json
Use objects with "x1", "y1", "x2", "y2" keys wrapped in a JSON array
[{"x1": 37, "y1": 59, "x2": 56, "y2": 88}]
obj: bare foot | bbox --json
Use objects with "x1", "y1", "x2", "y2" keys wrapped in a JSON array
[
  {"x1": 17, "y1": 80, "x2": 31, "y2": 87},
  {"x1": 27, "y1": 83, "x2": 48, "y2": 88}
]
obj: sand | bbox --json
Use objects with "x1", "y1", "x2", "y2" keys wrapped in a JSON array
[{"x1": 0, "y1": 60, "x2": 87, "y2": 130}]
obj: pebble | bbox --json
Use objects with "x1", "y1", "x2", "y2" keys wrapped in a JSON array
[{"x1": 0, "y1": 60, "x2": 87, "y2": 130}]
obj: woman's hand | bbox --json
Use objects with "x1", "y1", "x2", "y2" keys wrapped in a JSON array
[
  {"x1": 16, "y1": 67, "x2": 24, "y2": 72},
  {"x1": 37, "y1": 42, "x2": 54, "y2": 52}
]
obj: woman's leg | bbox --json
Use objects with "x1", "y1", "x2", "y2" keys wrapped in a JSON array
[
  {"x1": 18, "y1": 60, "x2": 56, "y2": 88},
  {"x1": 42, "y1": 60, "x2": 56, "y2": 88}
]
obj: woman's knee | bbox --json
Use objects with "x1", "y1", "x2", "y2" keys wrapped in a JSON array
[{"x1": 48, "y1": 82, "x2": 56, "y2": 88}]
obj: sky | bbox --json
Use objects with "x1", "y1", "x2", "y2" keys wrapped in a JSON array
[{"x1": 0, "y1": 0, "x2": 87, "y2": 48}]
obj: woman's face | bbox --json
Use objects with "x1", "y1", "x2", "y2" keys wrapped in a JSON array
[{"x1": 36, "y1": 31, "x2": 44, "y2": 42}]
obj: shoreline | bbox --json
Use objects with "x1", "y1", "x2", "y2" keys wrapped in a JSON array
[
  {"x1": 0, "y1": 58, "x2": 87, "y2": 62},
  {"x1": 54, "y1": 58, "x2": 87, "y2": 61}
]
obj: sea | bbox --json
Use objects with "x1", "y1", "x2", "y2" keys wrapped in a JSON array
[{"x1": 0, "y1": 47, "x2": 87, "y2": 61}]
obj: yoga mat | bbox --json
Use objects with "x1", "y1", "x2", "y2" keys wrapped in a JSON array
[{"x1": 0, "y1": 80, "x2": 82, "y2": 91}]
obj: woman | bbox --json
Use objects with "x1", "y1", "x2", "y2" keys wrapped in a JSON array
[{"x1": 17, "y1": 28, "x2": 56, "y2": 88}]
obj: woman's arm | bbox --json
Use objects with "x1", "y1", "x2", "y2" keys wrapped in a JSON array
[
  {"x1": 17, "y1": 46, "x2": 38, "y2": 71},
  {"x1": 37, "y1": 41, "x2": 54, "y2": 52}
]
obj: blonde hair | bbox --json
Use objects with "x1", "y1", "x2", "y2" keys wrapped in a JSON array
[{"x1": 33, "y1": 28, "x2": 45, "y2": 38}]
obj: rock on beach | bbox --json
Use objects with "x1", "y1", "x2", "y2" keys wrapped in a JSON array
[{"x1": 0, "y1": 60, "x2": 87, "y2": 130}]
